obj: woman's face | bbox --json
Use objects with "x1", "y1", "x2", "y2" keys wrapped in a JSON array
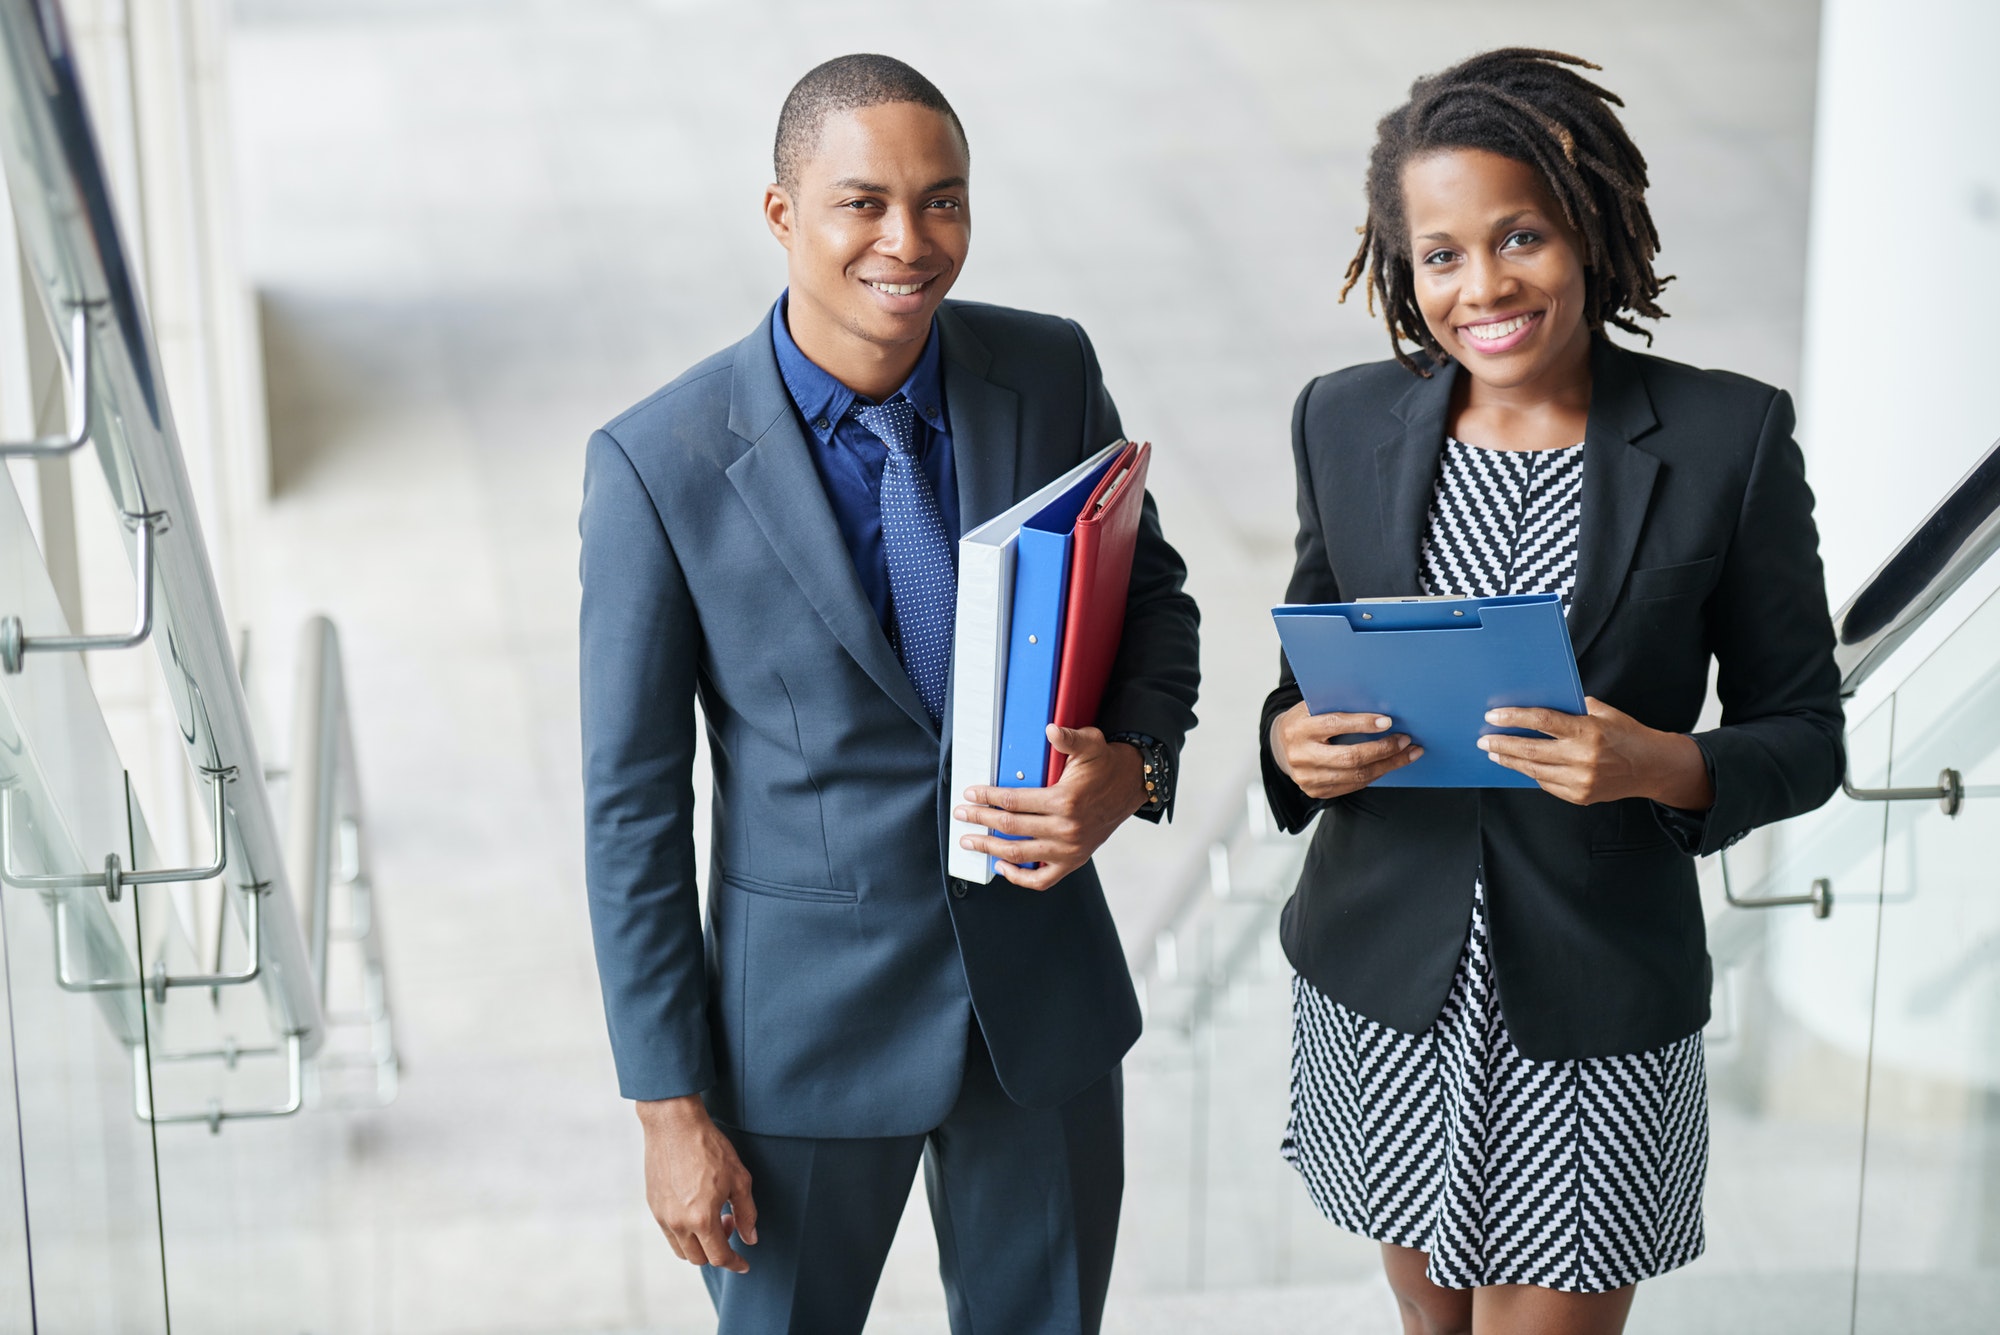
[{"x1": 1400, "y1": 147, "x2": 1593, "y2": 393}]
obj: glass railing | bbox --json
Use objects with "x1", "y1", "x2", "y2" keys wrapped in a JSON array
[
  {"x1": 1851, "y1": 581, "x2": 2000, "y2": 1333},
  {"x1": 0, "y1": 0, "x2": 396, "y2": 1326}
]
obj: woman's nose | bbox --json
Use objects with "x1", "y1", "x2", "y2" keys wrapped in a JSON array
[{"x1": 1461, "y1": 253, "x2": 1514, "y2": 307}]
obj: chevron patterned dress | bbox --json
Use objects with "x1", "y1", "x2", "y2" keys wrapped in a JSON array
[{"x1": 1280, "y1": 438, "x2": 1709, "y2": 1294}]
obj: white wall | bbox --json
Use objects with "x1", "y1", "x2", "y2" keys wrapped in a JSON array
[{"x1": 1800, "y1": 0, "x2": 2000, "y2": 608}]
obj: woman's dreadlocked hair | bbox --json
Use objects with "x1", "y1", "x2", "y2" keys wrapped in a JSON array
[{"x1": 1342, "y1": 48, "x2": 1671, "y2": 376}]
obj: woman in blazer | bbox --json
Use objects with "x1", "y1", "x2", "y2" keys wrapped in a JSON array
[{"x1": 1260, "y1": 49, "x2": 1844, "y2": 1335}]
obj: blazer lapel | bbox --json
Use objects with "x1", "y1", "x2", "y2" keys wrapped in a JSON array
[
  {"x1": 1372, "y1": 360, "x2": 1457, "y2": 596},
  {"x1": 724, "y1": 325, "x2": 938, "y2": 735},
  {"x1": 938, "y1": 306, "x2": 1020, "y2": 532},
  {"x1": 1566, "y1": 339, "x2": 1662, "y2": 661}
]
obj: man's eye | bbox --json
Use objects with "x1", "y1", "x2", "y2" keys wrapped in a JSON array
[
  {"x1": 926, "y1": 198, "x2": 962, "y2": 210},
  {"x1": 842, "y1": 199, "x2": 879, "y2": 210}
]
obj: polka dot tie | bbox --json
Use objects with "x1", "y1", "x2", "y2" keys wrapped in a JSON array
[{"x1": 851, "y1": 395, "x2": 954, "y2": 724}]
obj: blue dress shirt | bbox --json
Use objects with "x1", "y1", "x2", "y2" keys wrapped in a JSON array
[{"x1": 771, "y1": 294, "x2": 960, "y2": 635}]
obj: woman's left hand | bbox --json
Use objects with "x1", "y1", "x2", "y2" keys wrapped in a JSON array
[{"x1": 1479, "y1": 697, "x2": 1714, "y2": 809}]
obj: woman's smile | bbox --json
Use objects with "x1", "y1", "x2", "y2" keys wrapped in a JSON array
[{"x1": 1455, "y1": 309, "x2": 1543, "y2": 355}]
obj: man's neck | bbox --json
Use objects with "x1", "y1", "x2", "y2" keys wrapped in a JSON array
[{"x1": 785, "y1": 294, "x2": 927, "y2": 401}]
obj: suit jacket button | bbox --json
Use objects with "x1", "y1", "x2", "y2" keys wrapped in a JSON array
[{"x1": 950, "y1": 879, "x2": 969, "y2": 898}]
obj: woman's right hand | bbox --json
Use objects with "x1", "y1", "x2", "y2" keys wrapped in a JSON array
[{"x1": 1269, "y1": 701, "x2": 1423, "y2": 799}]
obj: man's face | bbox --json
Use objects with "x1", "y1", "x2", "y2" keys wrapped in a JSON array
[{"x1": 766, "y1": 102, "x2": 971, "y2": 355}]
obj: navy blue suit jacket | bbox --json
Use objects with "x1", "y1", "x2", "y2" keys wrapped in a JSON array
[{"x1": 579, "y1": 301, "x2": 1200, "y2": 1137}]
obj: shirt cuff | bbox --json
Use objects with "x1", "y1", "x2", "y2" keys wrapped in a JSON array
[{"x1": 1650, "y1": 742, "x2": 1719, "y2": 855}]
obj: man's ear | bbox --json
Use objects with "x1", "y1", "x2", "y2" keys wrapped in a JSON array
[{"x1": 763, "y1": 184, "x2": 795, "y2": 249}]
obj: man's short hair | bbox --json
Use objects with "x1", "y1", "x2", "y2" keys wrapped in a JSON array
[{"x1": 774, "y1": 54, "x2": 968, "y2": 191}]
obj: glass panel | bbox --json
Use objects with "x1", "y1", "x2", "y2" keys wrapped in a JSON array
[
  {"x1": 1855, "y1": 585, "x2": 2000, "y2": 1331},
  {"x1": 0, "y1": 471, "x2": 167, "y2": 1328},
  {"x1": 135, "y1": 788, "x2": 343, "y2": 1332},
  {"x1": 1630, "y1": 700, "x2": 1890, "y2": 1333},
  {"x1": 1119, "y1": 792, "x2": 1379, "y2": 1299},
  {"x1": 0, "y1": 879, "x2": 35, "y2": 1319}
]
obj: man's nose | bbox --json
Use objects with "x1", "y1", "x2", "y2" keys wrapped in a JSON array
[{"x1": 876, "y1": 204, "x2": 928, "y2": 262}]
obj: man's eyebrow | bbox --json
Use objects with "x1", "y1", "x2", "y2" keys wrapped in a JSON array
[{"x1": 825, "y1": 176, "x2": 968, "y2": 194}]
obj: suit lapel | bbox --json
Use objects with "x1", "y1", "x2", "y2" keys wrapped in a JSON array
[
  {"x1": 1566, "y1": 339, "x2": 1661, "y2": 661},
  {"x1": 938, "y1": 306, "x2": 1020, "y2": 532},
  {"x1": 724, "y1": 323, "x2": 938, "y2": 735},
  {"x1": 1373, "y1": 360, "x2": 1457, "y2": 596}
]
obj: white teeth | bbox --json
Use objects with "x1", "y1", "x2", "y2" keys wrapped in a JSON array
[
  {"x1": 1465, "y1": 313, "x2": 1533, "y2": 341},
  {"x1": 870, "y1": 281, "x2": 925, "y2": 296}
]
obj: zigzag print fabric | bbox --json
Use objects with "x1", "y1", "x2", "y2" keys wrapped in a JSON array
[
  {"x1": 1279, "y1": 437, "x2": 1709, "y2": 1294},
  {"x1": 1280, "y1": 887, "x2": 1709, "y2": 1292},
  {"x1": 1418, "y1": 438, "x2": 1583, "y2": 605}
]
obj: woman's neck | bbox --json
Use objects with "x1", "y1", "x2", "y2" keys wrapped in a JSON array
[{"x1": 1447, "y1": 326, "x2": 1595, "y2": 453}]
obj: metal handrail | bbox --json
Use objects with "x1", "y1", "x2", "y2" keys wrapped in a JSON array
[
  {"x1": 1833, "y1": 434, "x2": 2000, "y2": 695},
  {"x1": 0, "y1": 0, "x2": 323, "y2": 1054},
  {"x1": 0, "y1": 301, "x2": 90, "y2": 456},
  {"x1": 134, "y1": 1033, "x2": 304, "y2": 1135},
  {"x1": 288, "y1": 617, "x2": 399, "y2": 1109},
  {"x1": 0, "y1": 509, "x2": 161, "y2": 673}
]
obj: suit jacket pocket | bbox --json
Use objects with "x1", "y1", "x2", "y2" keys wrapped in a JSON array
[
  {"x1": 719, "y1": 871, "x2": 858, "y2": 903},
  {"x1": 1626, "y1": 555, "x2": 1719, "y2": 602}
]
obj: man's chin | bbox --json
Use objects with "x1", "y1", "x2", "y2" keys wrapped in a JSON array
[{"x1": 847, "y1": 303, "x2": 942, "y2": 346}]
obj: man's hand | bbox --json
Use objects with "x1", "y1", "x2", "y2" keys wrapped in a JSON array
[
  {"x1": 1480, "y1": 697, "x2": 1714, "y2": 809},
  {"x1": 1269, "y1": 701, "x2": 1422, "y2": 800},
  {"x1": 638, "y1": 1094, "x2": 758, "y2": 1274},
  {"x1": 955, "y1": 725, "x2": 1150, "y2": 891}
]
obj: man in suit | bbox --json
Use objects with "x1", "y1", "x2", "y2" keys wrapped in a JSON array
[{"x1": 578, "y1": 53, "x2": 1200, "y2": 1333}]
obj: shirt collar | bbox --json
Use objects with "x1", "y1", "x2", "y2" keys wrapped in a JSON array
[{"x1": 770, "y1": 292, "x2": 948, "y2": 444}]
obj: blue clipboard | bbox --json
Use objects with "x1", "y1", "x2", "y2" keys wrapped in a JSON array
[{"x1": 1271, "y1": 593, "x2": 1586, "y2": 788}]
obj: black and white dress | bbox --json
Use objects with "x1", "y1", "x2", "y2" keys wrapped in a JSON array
[{"x1": 1280, "y1": 438, "x2": 1709, "y2": 1294}]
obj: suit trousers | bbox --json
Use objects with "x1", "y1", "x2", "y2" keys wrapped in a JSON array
[{"x1": 702, "y1": 1030, "x2": 1123, "y2": 1334}]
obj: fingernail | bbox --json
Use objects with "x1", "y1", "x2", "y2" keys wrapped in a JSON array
[
  {"x1": 959, "y1": 836, "x2": 974, "y2": 849},
  {"x1": 1374, "y1": 716, "x2": 1392, "y2": 729},
  {"x1": 1410, "y1": 747, "x2": 1425, "y2": 758},
  {"x1": 1397, "y1": 736, "x2": 1411, "y2": 749},
  {"x1": 953, "y1": 807, "x2": 968, "y2": 821},
  {"x1": 1476, "y1": 737, "x2": 1491, "y2": 751},
  {"x1": 1484, "y1": 711, "x2": 1500, "y2": 724}
]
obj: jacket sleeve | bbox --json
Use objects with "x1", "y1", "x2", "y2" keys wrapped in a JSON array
[
  {"x1": 1259, "y1": 377, "x2": 1345, "y2": 834},
  {"x1": 579, "y1": 428, "x2": 714, "y2": 1102},
  {"x1": 1069, "y1": 319, "x2": 1201, "y2": 818},
  {"x1": 1682, "y1": 389, "x2": 1847, "y2": 854}
]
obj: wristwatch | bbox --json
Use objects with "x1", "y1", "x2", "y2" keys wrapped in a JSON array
[{"x1": 1108, "y1": 732, "x2": 1172, "y2": 817}]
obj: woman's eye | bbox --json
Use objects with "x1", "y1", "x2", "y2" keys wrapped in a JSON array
[
  {"x1": 1501, "y1": 230, "x2": 1541, "y2": 250},
  {"x1": 1422, "y1": 249, "x2": 1457, "y2": 267}
]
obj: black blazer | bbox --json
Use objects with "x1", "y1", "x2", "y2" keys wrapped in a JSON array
[{"x1": 1259, "y1": 337, "x2": 1844, "y2": 1060}]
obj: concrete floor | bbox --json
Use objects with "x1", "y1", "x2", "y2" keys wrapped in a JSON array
[{"x1": 222, "y1": 0, "x2": 1822, "y2": 1329}]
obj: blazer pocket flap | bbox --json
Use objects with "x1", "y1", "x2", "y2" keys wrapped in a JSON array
[
  {"x1": 1627, "y1": 555, "x2": 1719, "y2": 602},
  {"x1": 719, "y1": 872, "x2": 857, "y2": 903}
]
